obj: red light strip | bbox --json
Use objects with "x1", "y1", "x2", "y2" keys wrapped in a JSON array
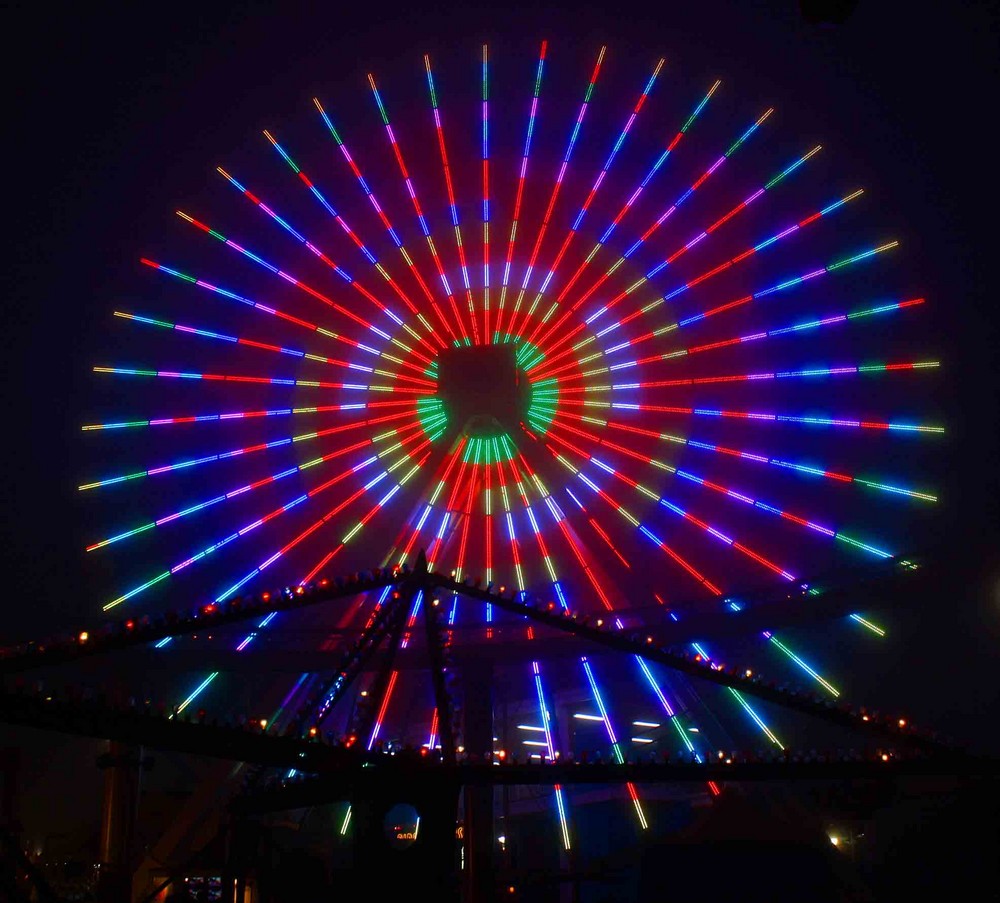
[
  {"x1": 424, "y1": 54, "x2": 479, "y2": 343},
  {"x1": 553, "y1": 409, "x2": 936, "y2": 502},
  {"x1": 370, "y1": 70, "x2": 479, "y2": 344},
  {"x1": 531, "y1": 238, "x2": 898, "y2": 383},
  {"x1": 482, "y1": 43, "x2": 491, "y2": 344},
  {"x1": 534, "y1": 78, "x2": 723, "y2": 351},
  {"x1": 534, "y1": 109, "x2": 778, "y2": 360},
  {"x1": 217, "y1": 159, "x2": 445, "y2": 353},
  {"x1": 175, "y1": 210, "x2": 435, "y2": 367},
  {"x1": 79, "y1": 409, "x2": 419, "y2": 492},
  {"x1": 312, "y1": 98, "x2": 460, "y2": 344},
  {"x1": 495, "y1": 41, "x2": 548, "y2": 340},
  {"x1": 545, "y1": 424, "x2": 797, "y2": 581},
  {"x1": 534, "y1": 182, "x2": 854, "y2": 376},
  {"x1": 507, "y1": 46, "x2": 607, "y2": 339},
  {"x1": 94, "y1": 366, "x2": 433, "y2": 395},
  {"x1": 367, "y1": 669, "x2": 400, "y2": 750},
  {"x1": 521, "y1": 57, "x2": 667, "y2": 345},
  {"x1": 298, "y1": 440, "x2": 437, "y2": 584},
  {"x1": 113, "y1": 310, "x2": 435, "y2": 389},
  {"x1": 140, "y1": 258, "x2": 432, "y2": 378},
  {"x1": 553, "y1": 357, "x2": 935, "y2": 392}
]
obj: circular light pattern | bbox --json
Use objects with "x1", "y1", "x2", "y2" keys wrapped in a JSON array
[{"x1": 81, "y1": 41, "x2": 943, "y2": 841}]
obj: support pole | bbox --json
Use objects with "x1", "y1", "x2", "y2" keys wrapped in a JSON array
[
  {"x1": 462, "y1": 657, "x2": 494, "y2": 902},
  {"x1": 423, "y1": 568, "x2": 457, "y2": 765},
  {"x1": 97, "y1": 741, "x2": 142, "y2": 903}
]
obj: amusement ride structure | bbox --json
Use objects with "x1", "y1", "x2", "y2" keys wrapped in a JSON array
[{"x1": 3, "y1": 39, "x2": 990, "y2": 903}]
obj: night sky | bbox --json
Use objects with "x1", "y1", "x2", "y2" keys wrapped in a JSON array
[{"x1": 3, "y1": 0, "x2": 999, "y2": 821}]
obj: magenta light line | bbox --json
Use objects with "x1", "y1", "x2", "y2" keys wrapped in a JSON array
[
  {"x1": 547, "y1": 417, "x2": 899, "y2": 563},
  {"x1": 86, "y1": 434, "x2": 378, "y2": 552},
  {"x1": 592, "y1": 358, "x2": 938, "y2": 390}
]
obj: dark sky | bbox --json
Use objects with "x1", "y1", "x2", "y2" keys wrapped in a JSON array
[{"x1": 2, "y1": 0, "x2": 999, "y2": 762}]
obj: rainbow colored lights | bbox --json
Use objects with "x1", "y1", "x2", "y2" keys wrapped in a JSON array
[{"x1": 82, "y1": 42, "x2": 942, "y2": 850}]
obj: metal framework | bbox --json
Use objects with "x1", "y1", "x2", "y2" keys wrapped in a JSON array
[
  {"x1": 3, "y1": 551, "x2": 994, "y2": 903},
  {"x1": 0, "y1": 552, "x2": 959, "y2": 756}
]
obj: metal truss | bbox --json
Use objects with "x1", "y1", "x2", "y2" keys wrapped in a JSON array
[
  {"x1": 0, "y1": 551, "x2": 964, "y2": 766},
  {"x1": 230, "y1": 752, "x2": 1000, "y2": 815}
]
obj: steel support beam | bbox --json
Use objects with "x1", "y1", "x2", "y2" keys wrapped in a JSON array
[
  {"x1": 229, "y1": 754, "x2": 1000, "y2": 814},
  {"x1": 0, "y1": 569, "x2": 400, "y2": 674}
]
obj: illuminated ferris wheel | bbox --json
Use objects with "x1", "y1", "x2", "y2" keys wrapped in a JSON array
[{"x1": 77, "y1": 40, "x2": 944, "y2": 849}]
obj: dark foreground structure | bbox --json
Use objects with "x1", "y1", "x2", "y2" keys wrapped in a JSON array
[{"x1": 2, "y1": 553, "x2": 998, "y2": 901}]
